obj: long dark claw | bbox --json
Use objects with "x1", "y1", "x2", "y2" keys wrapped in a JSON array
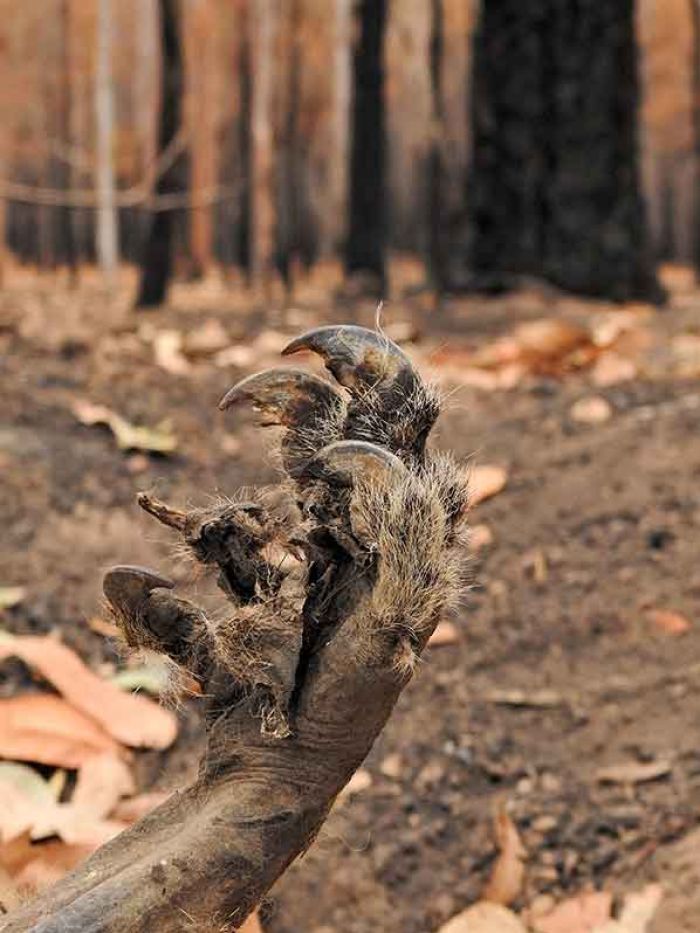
[
  {"x1": 218, "y1": 368, "x2": 343, "y2": 426},
  {"x1": 282, "y1": 325, "x2": 413, "y2": 391},
  {"x1": 103, "y1": 565, "x2": 174, "y2": 615},
  {"x1": 302, "y1": 440, "x2": 407, "y2": 488}
]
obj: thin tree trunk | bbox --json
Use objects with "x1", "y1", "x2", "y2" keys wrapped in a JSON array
[
  {"x1": 427, "y1": 0, "x2": 445, "y2": 297},
  {"x1": 345, "y1": 0, "x2": 388, "y2": 294},
  {"x1": 95, "y1": 0, "x2": 118, "y2": 287},
  {"x1": 248, "y1": 0, "x2": 276, "y2": 297},
  {"x1": 467, "y1": 0, "x2": 663, "y2": 303},
  {"x1": 690, "y1": 0, "x2": 700, "y2": 270},
  {"x1": 329, "y1": 0, "x2": 352, "y2": 254},
  {"x1": 189, "y1": 0, "x2": 217, "y2": 279},
  {"x1": 59, "y1": 0, "x2": 77, "y2": 280},
  {"x1": 278, "y1": 0, "x2": 303, "y2": 296},
  {"x1": 135, "y1": 0, "x2": 185, "y2": 309}
]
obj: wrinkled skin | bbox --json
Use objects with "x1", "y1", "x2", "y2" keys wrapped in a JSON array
[{"x1": 2, "y1": 324, "x2": 469, "y2": 933}]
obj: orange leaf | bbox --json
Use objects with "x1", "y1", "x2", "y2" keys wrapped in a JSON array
[
  {"x1": 0, "y1": 694, "x2": 122, "y2": 769},
  {"x1": 438, "y1": 902, "x2": 526, "y2": 932},
  {"x1": 482, "y1": 803, "x2": 526, "y2": 906},
  {"x1": 239, "y1": 910, "x2": 263, "y2": 932},
  {"x1": 428, "y1": 621, "x2": 459, "y2": 647},
  {"x1": 531, "y1": 890, "x2": 613, "y2": 933},
  {"x1": 647, "y1": 609, "x2": 691, "y2": 636},
  {"x1": 0, "y1": 636, "x2": 177, "y2": 749},
  {"x1": 470, "y1": 465, "x2": 508, "y2": 507}
]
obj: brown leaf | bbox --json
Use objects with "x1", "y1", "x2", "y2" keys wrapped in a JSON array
[
  {"x1": 0, "y1": 694, "x2": 122, "y2": 769},
  {"x1": 152, "y1": 330, "x2": 191, "y2": 375},
  {"x1": 71, "y1": 399, "x2": 177, "y2": 454},
  {"x1": 238, "y1": 910, "x2": 263, "y2": 932},
  {"x1": 647, "y1": 609, "x2": 691, "y2": 636},
  {"x1": 13, "y1": 840, "x2": 94, "y2": 894},
  {"x1": 428, "y1": 621, "x2": 459, "y2": 647},
  {"x1": 595, "y1": 760, "x2": 672, "y2": 786},
  {"x1": 593, "y1": 884, "x2": 663, "y2": 933},
  {"x1": 437, "y1": 902, "x2": 526, "y2": 933},
  {"x1": 570, "y1": 396, "x2": 612, "y2": 425},
  {"x1": 590, "y1": 353, "x2": 637, "y2": 387},
  {"x1": 71, "y1": 754, "x2": 135, "y2": 819},
  {"x1": 0, "y1": 862, "x2": 21, "y2": 912},
  {"x1": 239, "y1": 910, "x2": 263, "y2": 932},
  {"x1": 531, "y1": 890, "x2": 613, "y2": 933},
  {"x1": 0, "y1": 588, "x2": 26, "y2": 611},
  {"x1": 0, "y1": 636, "x2": 177, "y2": 749},
  {"x1": 512, "y1": 318, "x2": 591, "y2": 367},
  {"x1": 470, "y1": 465, "x2": 508, "y2": 507},
  {"x1": 482, "y1": 803, "x2": 526, "y2": 906}
]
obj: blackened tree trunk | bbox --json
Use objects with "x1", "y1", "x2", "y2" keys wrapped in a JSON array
[
  {"x1": 467, "y1": 0, "x2": 663, "y2": 303},
  {"x1": 345, "y1": 0, "x2": 387, "y2": 294},
  {"x1": 135, "y1": 0, "x2": 184, "y2": 308}
]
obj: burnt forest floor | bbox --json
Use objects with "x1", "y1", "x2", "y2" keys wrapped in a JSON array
[{"x1": 1, "y1": 262, "x2": 700, "y2": 932}]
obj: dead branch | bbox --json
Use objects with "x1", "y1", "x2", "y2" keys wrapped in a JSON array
[{"x1": 1, "y1": 324, "x2": 469, "y2": 933}]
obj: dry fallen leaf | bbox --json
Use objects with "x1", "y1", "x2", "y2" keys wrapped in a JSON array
[
  {"x1": 339, "y1": 769, "x2": 372, "y2": 799},
  {"x1": 482, "y1": 803, "x2": 526, "y2": 906},
  {"x1": 590, "y1": 353, "x2": 637, "y2": 387},
  {"x1": 11, "y1": 838, "x2": 95, "y2": 894},
  {"x1": 647, "y1": 609, "x2": 691, "y2": 636},
  {"x1": 470, "y1": 465, "x2": 508, "y2": 507},
  {"x1": 0, "y1": 588, "x2": 26, "y2": 612},
  {"x1": 592, "y1": 884, "x2": 663, "y2": 933},
  {"x1": 71, "y1": 754, "x2": 135, "y2": 820},
  {"x1": 0, "y1": 636, "x2": 177, "y2": 749},
  {"x1": 596, "y1": 760, "x2": 672, "y2": 786},
  {"x1": 239, "y1": 910, "x2": 263, "y2": 933},
  {"x1": 183, "y1": 318, "x2": 229, "y2": 358},
  {"x1": 437, "y1": 901, "x2": 526, "y2": 933},
  {"x1": 483, "y1": 690, "x2": 564, "y2": 709},
  {"x1": 531, "y1": 890, "x2": 613, "y2": 933},
  {"x1": 0, "y1": 862, "x2": 20, "y2": 912},
  {"x1": 428, "y1": 621, "x2": 459, "y2": 647},
  {"x1": 0, "y1": 694, "x2": 121, "y2": 769},
  {"x1": 570, "y1": 396, "x2": 612, "y2": 425},
  {"x1": 71, "y1": 399, "x2": 177, "y2": 454},
  {"x1": 152, "y1": 330, "x2": 191, "y2": 375}
]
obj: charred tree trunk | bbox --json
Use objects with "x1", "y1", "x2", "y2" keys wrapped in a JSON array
[
  {"x1": 135, "y1": 0, "x2": 185, "y2": 309},
  {"x1": 345, "y1": 0, "x2": 388, "y2": 294},
  {"x1": 466, "y1": 0, "x2": 663, "y2": 303}
]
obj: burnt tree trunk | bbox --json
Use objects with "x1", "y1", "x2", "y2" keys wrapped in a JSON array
[
  {"x1": 467, "y1": 0, "x2": 663, "y2": 303},
  {"x1": 135, "y1": 0, "x2": 185, "y2": 309},
  {"x1": 345, "y1": 0, "x2": 387, "y2": 294}
]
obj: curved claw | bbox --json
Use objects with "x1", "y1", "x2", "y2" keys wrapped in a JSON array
[
  {"x1": 302, "y1": 440, "x2": 407, "y2": 488},
  {"x1": 281, "y1": 325, "x2": 414, "y2": 391},
  {"x1": 103, "y1": 565, "x2": 174, "y2": 614},
  {"x1": 218, "y1": 368, "x2": 342, "y2": 426}
]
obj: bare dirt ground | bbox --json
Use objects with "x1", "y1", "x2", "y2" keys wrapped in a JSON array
[{"x1": 1, "y1": 263, "x2": 700, "y2": 931}]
